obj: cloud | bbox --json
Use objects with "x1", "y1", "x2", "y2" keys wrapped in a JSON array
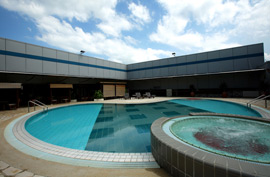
[
  {"x1": 0, "y1": 0, "x2": 169, "y2": 63},
  {"x1": 128, "y1": 2, "x2": 151, "y2": 24},
  {"x1": 35, "y1": 16, "x2": 169, "y2": 63},
  {"x1": 124, "y1": 36, "x2": 138, "y2": 45},
  {"x1": 151, "y1": 0, "x2": 270, "y2": 53},
  {"x1": 231, "y1": 0, "x2": 270, "y2": 40},
  {"x1": 0, "y1": 0, "x2": 132, "y2": 37},
  {"x1": 97, "y1": 13, "x2": 132, "y2": 37},
  {"x1": 0, "y1": 0, "x2": 117, "y2": 22},
  {"x1": 265, "y1": 53, "x2": 270, "y2": 62}
]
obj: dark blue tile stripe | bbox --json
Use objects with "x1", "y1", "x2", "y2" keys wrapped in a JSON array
[
  {"x1": 128, "y1": 53, "x2": 264, "y2": 72},
  {"x1": 0, "y1": 49, "x2": 263, "y2": 73},
  {"x1": 0, "y1": 50, "x2": 126, "y2": 72}
]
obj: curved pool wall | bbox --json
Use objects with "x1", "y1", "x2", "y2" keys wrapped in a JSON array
[{"x1": 151, "y1": 115, "x2": 270, "y2": 177}]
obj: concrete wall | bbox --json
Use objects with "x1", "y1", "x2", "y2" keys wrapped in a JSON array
[
  {"x1": 0, "y1": 38, "x2": 127, "y2": 80},
  {"x1": 127, "y1": 43, "x2": 264, "y2": 80}
]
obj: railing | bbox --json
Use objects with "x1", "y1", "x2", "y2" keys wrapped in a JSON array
[
  {"x1": 247, "y1": 94, "x2": 270, "y2": 108},
  {"x1": 28, "y1": 100, "x2": 48, "y2": 112}
]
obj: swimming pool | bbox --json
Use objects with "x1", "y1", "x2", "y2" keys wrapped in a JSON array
[{"x1": 25, "y1": 99, "x2": 261, "y2": 153}]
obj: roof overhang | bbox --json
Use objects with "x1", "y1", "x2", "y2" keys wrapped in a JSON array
[
  {"x1": 0, "y1": 83, "x2": 21, "y2": 89},
  {"x1": 50, "y1": 84, "x2": 73, "y2": 89}
]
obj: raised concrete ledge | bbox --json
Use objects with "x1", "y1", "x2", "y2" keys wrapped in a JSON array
[{"x1": 151, "y1": 116, "x2": 270, "y2": 177}]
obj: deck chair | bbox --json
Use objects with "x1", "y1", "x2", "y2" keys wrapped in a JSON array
[
  {"x1": 135, "y1": 92, "x2": 143, "y2": 99},
  {"x1": 145, "y1": 92, "x2": 155, "y2": 98}
]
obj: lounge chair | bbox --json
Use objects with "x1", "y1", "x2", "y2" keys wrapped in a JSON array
[
  {"x1": 144, "y1": 92, "x2": 155, "y2": 98},
  {"x1": 8, "y1": 103, "x2": 17, "y2": 110},
  {"x1": 135, "y1": 92, "x2": 143, "y2": 99}
]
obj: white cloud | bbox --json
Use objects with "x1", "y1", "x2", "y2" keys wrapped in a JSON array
[
  {"x1": 97, "y1": 13, "x2": 132, "y2": 37},
  {"x1": 0, "y1": 0, "x2": 170, "y2": 63},
  {"x1": 151, "y1": 0, "x2": 270, "y2": 53},
  {"x1": 265, "y1": 53, "x2": 270, "y2": 62},
  {"x1": 231, "y1": 0, "x2": 270, "y2": 40},
  {"x1": 0, "y1": 0, "x2": 119, "y2": 22},
  {"x1": 124, "y1": 36, "x2": 138, "y2": 45},
  {"x1": 128, "y1": 2, "x2": 151, "y2": 24},
  {"x1": 35, "y1": 16, "x2": 169, "y2": 63},
  {"x1": 0, "y1": 0, "x2": 132, "y2": 37}
]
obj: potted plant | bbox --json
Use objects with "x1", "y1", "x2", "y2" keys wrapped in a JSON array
[
  {"x1": 93, "y1": 90, "x2": 104, "y2": 101},
  {"x1": 189, "y1": 84, "x2": 195, "y2": 97},
  {"x1": 220, "y1": 82, "x2": 228, "y2": 98},
  {"x1": 71, "y1": 89, "x2": 77, "y2": 102}
]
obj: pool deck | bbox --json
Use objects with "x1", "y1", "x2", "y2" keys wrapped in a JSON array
[{"x1": 0, "y1": 97, "x2": 269, "y2": 177}]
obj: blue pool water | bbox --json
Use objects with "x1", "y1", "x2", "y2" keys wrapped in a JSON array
[
  {"x1": 25, "y1": 99, "x2": 261, "y2": 153},
  {"x1": 170, "y1": 99, "x2": 262, "y2": 117},
  {"x1": 25, "y1": 104, "x2": 102, "y2": 150}
]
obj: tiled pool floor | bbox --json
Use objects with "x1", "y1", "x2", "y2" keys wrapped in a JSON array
[{"x1": 85, "y1": 102, "x2": 208, "y2": 153}]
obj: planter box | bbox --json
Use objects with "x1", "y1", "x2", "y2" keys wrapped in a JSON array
[
  {"x1": 70, "y1": 99, "x2": 77, "y2": 103},
  {"x1": 94, "y1": 98, "x2": 104, "y2": 101}
]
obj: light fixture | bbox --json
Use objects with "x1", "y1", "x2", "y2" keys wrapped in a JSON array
[
  {"x1": 172, "y1": 52, "x2": 176, "y2": 57},
  {"x1": 80, "y1": 50, "x2": 85, "y2": 55}
]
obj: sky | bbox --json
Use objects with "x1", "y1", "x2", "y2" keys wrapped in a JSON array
[{"x1": 0, "y1": 0, "x2": 269, "y2": 64}]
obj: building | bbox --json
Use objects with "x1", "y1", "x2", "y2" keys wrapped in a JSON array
[{"x1": 0, "y1": 37, "x2": 269, "y2": 109}]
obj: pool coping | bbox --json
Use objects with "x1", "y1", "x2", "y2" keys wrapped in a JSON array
[
  {"x1": 4, "y1": 98, "x2": 270, "y2": 169},
  {"x1": 151, "y1": 116, "x2": 270, "y2": 177}
]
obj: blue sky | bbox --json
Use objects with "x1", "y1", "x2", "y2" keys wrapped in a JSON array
[{"x1": 0, "y1": 0, "x2": 269, "y2": 64}]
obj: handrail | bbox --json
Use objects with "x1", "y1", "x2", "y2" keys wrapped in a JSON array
[
  {"x1": 247, "y1": 94, "x2": 265, "y2": 105},
  {"x1": 34, "y1": 99, "x2": 47, "y2": 107},
  {"x1": 28, "y1": 100, "x2": 48, "y2": 112},
  {"x1": 247, "y1": 94, "x2": 270, "y2": 108}
]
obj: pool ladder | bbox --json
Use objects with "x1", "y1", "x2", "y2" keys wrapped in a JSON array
[
  {"x1": 247, "y1": 94, "x2": 270, "y2": 108},
  {"x1": 28, "y1": 100, "x2": 48, "y2": 112}
]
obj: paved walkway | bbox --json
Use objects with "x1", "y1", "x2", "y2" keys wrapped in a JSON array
[{"x1": 0, "y1": 97, "x2": 269, "y2": 177}]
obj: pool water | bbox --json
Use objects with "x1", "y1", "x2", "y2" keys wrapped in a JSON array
[
  {"x1": 170, "y1": 99, "x2": 262, "y2": 117},
  {"x1": 170, "y1": 116, "x2": 270, "y2": 163},
  {"x1": 85, "y1": 101, "x2": 210, "y2": 152},
  {"x1": 25, "y1": 99, "x2": 261, "y2": 153},
  {"x1": 25, "y1": 104, "x2": 102, "y2": 150}
]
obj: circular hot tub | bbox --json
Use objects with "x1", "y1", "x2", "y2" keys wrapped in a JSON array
[
  {"x1": 151, "y1": 115, "x2": 270, "y2": 177},
  {"x1": 170, "y1": 116, "x2": 270, "y2": 164}
]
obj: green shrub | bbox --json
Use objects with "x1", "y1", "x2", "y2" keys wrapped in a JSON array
[{"x1": 93, "y1": 90, "x2": 103, "y2": 99}]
